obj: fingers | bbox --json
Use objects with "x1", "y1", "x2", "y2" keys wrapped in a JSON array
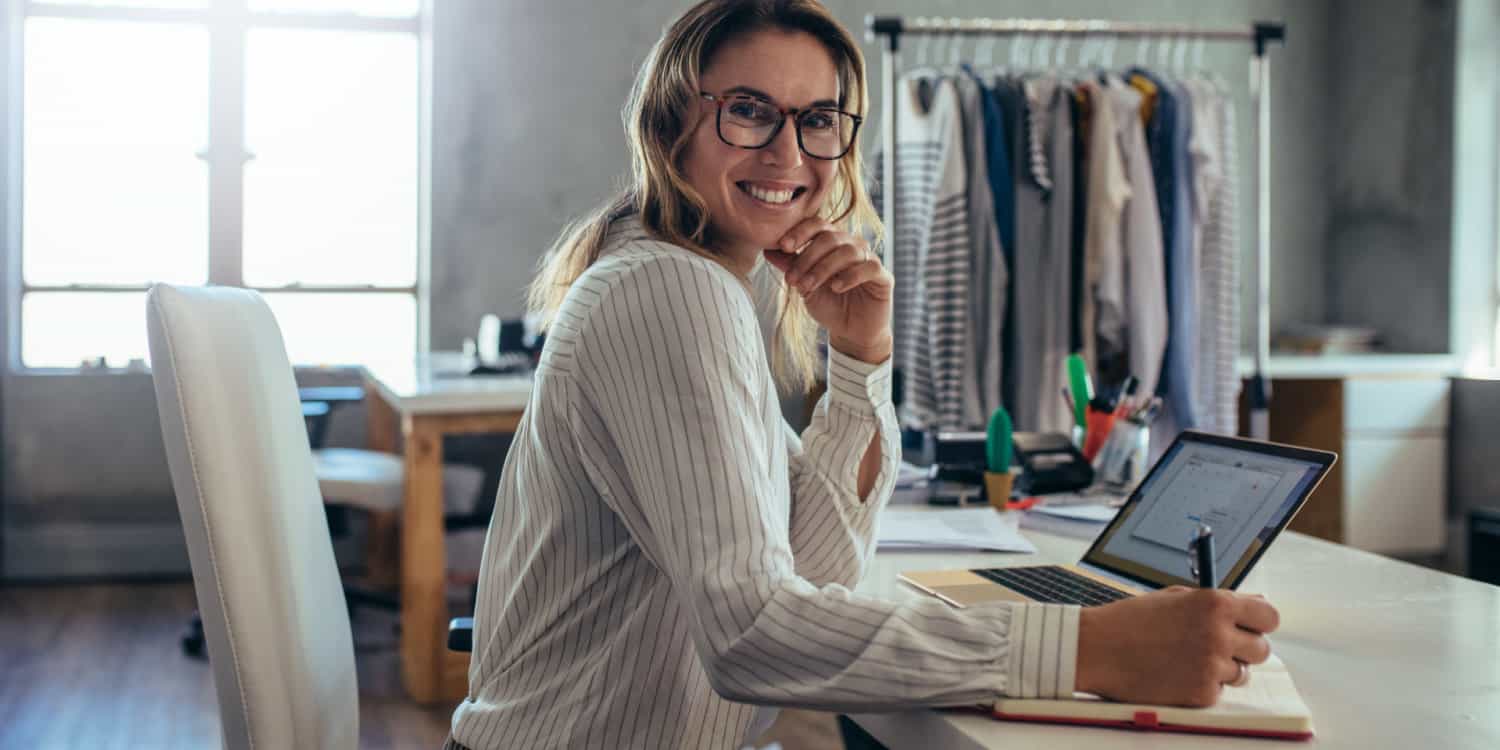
[
  {"x1": 762, "y1": 248, "x2": 796, "y2": 274},
  {"x1": 829, "y1": 260, "x2": 891, "y2": 295},
  {"x1": 778, "y1": 218, "x2": 834, "y2": 254},
  {"x1": 786, "y1": 231, "x2": 854, "y2": 292},
  {"x1": 784, "y1": 229, "x2": 879, "y2": 296},
  {"x1": 798, "y1": 241, "x2": 863, "y2": 294},
  {"x1": 1231, "y1": 594, "x2": 1281, "y2": 635},
  {"x1": 1229, "y1": 628, "x2": 1273, "y2": 666}
]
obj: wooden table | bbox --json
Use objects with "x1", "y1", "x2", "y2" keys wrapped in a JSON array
[
  {"x1": 360, "y1": 353, "x2": 532, "y2": 703},
  {"x1": 848, "y1": 503, "x2": 1500, "y2": 749}
]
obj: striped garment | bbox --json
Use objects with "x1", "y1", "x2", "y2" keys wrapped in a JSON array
[
  {"x1": 874, "y1": 73, "x2": 973, "y2": 431},
  {"x1": 448, "y1": 217, "x2": 1079, "y2": 749},
  {"x1": 1190, "y1": 80, "x2": 1241, "y2": 436}
]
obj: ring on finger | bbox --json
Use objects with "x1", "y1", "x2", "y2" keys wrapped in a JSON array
[{"x1": 1227, "y1": 661, "x2": 1250, "y2": 688}]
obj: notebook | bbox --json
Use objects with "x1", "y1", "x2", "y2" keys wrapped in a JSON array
[{"x1": 988, "y1": 653, "x2": 1314, "y2": 740}]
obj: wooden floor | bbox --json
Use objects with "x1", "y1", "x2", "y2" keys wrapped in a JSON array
[
  {"x1": 0, "y1": 581, "x2": 454, "y2": 749},
  {"x1": 0, "y1": 581, "x2": 844, "y2": 749}
]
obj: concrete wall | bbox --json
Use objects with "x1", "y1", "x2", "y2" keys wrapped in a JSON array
[
  {"x1": 1325, "y1": 0, "x2": 1455, "y2": 353},
  {"x1": 427, "y1": 0, "x2": 1339, "y2": 351},
  {"x1": 4, "y1": 0, "x2": 1485, "y2": 579}
]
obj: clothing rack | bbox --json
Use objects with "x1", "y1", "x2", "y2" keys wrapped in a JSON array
[{"x1": 865, "y1": 15, "x2": 1285, "y2": 439}]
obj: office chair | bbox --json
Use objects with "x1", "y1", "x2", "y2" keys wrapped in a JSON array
[
  {"x1": 148, "y1": 283, "x2": 360, "y2": 749},
  {"x1": 179, "y1": 388, "x2": 489, "y2": 657}
]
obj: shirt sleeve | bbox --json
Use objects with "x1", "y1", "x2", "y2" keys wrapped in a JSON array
[
  {"x1": 569, "y1": 250, "x2": 1079, "y2": 712},
  {"x1": 784, "y1": 349, "x2": 901, "y2": 589}
]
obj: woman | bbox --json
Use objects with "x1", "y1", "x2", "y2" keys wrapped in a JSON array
[{"x1": 448, "y1": 2, "x2": 1279, "y2": 748}]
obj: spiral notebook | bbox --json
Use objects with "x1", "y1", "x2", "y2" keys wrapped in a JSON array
[{"x1": 988, "y1": 654, "x2": 1313, "y2": 740}]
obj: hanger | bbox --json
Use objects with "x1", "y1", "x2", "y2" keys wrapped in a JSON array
[{"x1": 977, "y1": 26, "x2": 997, "y2": 69}]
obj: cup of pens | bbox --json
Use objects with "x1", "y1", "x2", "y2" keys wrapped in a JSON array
[{"x1": 1094, "y1": 396, "x2": 1161, "y2": 491}]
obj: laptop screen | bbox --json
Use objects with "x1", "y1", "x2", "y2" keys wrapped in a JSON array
[{"x1": 1080, "y1": 431, "x2": 1336, "y2": 591}]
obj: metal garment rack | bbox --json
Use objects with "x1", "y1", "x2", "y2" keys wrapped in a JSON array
[{"x1": 866, "y1": 16, "x2": 1285, "y2": 439}]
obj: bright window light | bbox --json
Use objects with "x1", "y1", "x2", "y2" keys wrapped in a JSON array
[
  {"x1": 263, "y1": 293, "x2": 415, "y2": 367},
  {"x1": 31, "y1": 1, "x2": 206, "y2": 8},
  {"x1": 249, "y1": 0, "x2": 419, "y2": 18},
  {"x1": 243, "y1": 28, "x2": 418, "y2": 288},
  {"x1": 23, "y1": 292, "x2": 149, "y2": 368},
  {"x1": 16, "y1": 7, "x2": 424, "y2": 370},
  {"x1": 22, "y1": 18, "x2": 209, "y2": 287}
]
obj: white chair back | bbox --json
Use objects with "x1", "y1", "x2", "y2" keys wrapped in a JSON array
[{"x1": 147, "y1": 283, "x2": 358, "y2": 750}]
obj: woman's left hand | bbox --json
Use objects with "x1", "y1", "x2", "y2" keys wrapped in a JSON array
[{"x1": 763, "y1": 218, "x2": 893, "y2": 364}]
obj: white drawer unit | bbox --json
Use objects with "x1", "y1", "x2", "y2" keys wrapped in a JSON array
[
  {"x1": 1259, "y1": 374, "x2": 1452, "y2": 557},
  {"x1": 1343, "y1": 435, "x2": 1448, "y2": 555},
  {"x1": 1343, "y1": 378, "x2": 1451, "y2": 434},
  {"x1": 1341, "y1": 376, "x2": 1450, "y2": 556}
]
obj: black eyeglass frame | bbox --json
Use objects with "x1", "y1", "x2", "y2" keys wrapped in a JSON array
[{"x1": 698, "y1": 91, "x2": 863, "y2": 161}]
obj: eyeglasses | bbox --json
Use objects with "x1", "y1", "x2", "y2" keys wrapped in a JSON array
[{"x1": 699, "y1": 92, "x2": 861, "y2": 161}]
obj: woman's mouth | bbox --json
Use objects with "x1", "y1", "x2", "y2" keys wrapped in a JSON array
[{"x1": 737, "y1": 181, "x2": 807, "y2": 207}]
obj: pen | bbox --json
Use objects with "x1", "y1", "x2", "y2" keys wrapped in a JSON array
[
  {"x1": 1061, "y1": 386, "x2": 1076, "y2": 416},
  {"x1": 1112, "y1": 375, "x2": 1139, "y2": 416},
  {"x1": 1192, "y1": 524, "x2": 1216, "y2": 588}
]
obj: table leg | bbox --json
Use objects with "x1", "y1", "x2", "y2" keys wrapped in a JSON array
[
  {"x1": 364, "y1": 382, "x2": 403, "y2": 588},
  {"x1": 399, "y1": 416, "x2": 466, "y2": 703}
]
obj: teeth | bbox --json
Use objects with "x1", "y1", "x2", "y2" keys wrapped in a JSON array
[{"x1": 744, "y1": 184, "x2": 796, "y2": 205}]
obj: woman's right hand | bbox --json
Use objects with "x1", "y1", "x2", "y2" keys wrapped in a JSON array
[{"x1": 1074, "y1": 587, "x2": 1279, "y2": 707}]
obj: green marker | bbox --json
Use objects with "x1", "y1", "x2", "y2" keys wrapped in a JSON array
[
  {"x1": 986, "y1": 406, "x2": 1013, "y2": 473},
  {"x1": 1066, "y1": 353, "x2": 1093, "y2": 430}
]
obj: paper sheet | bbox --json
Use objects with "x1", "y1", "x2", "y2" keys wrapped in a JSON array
[
  {"x1": 1030, "y1": 504, "x2": 1119, "y2": 523},
  {"x1": 877, "y1": 508, "x2": 1037, "y2": 553}
]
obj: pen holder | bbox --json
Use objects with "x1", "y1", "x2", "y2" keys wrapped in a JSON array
[
  {"x1": 984, "y1": 469, "x2": 1016, "y2": 511},
  {"x1": 1093, "y1": 419, "x2": 1150, "y2": 491}
]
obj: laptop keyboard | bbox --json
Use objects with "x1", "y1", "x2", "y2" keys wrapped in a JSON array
[{"x1": 972, "y1": 566, "x2": 1132, "y2": 607}]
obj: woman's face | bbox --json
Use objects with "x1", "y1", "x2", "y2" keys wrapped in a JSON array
[{"x1": 682, "y1": 29, "x2": 841, "y2": 257}]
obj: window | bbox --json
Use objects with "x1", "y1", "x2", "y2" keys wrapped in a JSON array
[{"x1": 15, "y1": 0, "x2": 426, "y2": 368}]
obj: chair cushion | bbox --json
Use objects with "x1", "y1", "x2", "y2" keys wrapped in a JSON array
[
  {"x1": 313, "y1": 449, "x2": 404, "y2": 512},
  {"x1": 313, "y1": 448, "x2": 488, "y2": 517}
]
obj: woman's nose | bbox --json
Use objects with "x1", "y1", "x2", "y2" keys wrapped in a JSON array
[{"x1": 759, "y1": 117, "x2": 804, "y2": 167}]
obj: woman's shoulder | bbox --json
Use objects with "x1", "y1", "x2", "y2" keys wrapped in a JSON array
[
  {"x1": 560, "y1": 218, "x2": 756, "y2": 336},
  {"x1": 583, "y1": 221, "x2": 748, "y2": 306}
]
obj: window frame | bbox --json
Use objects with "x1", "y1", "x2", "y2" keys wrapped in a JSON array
[{"x1": 3, "y1": 0, "x2": 433, "y2": 372}]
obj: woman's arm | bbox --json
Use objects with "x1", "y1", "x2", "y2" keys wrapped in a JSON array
[
  {"x1": 570, "y1": 252, "x2": 1080, "y2": 711},
  {"x1": 783, "y1": 346, "x2": 899, "y2": 589}
]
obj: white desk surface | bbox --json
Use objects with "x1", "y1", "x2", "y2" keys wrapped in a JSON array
[
  {"x1": 850, "y1": 507, "x2": 1500, "y2": 749},
  {"x1": 360, "y1": 352, "x2": 532, "y2": 415}
]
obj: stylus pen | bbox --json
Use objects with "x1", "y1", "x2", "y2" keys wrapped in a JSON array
[{"x1": 1195, "y1": 524, "x2": 1216, "y2": 588}]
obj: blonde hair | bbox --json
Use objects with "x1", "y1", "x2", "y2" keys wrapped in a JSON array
[{"x1": 526, "y1": 0, "x2": 882, "y2": 393}]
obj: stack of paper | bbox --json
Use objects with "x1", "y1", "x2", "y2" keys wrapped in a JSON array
[
  {"x1": 877, "y1": 508, "x2": 1037, "y2": 553},
  {"x1": 1019, "y1": 503, "x2": 1119, "y2": 541}
]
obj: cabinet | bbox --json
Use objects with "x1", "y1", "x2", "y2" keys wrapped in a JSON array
[{"x1": 1242, "y1": 374, "x2": 1450, "y2": 556}]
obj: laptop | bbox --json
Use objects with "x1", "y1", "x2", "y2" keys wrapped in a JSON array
[{"x1": 901, "y1": 431, "x2": 1337, "y2": 607}]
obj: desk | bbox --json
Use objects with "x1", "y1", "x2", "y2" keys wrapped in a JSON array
[
  {"x1": 849, "y1": 520, "x2": 1500, "y2": 749},
  {"x1": 360, "y1": 353, "x2": 532, "y2": 703}
]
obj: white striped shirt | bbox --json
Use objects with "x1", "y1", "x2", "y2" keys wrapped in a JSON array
[{"x1": 449, "y1": 217, "x2": 1080, "y2": 749}]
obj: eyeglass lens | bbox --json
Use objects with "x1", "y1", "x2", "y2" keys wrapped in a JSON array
[{"x1": 717, "y1": 96, "x2": 855, "y2": 159}]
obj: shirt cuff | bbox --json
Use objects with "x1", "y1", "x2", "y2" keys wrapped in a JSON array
[
  {"x1": 1004, "y1": 603, "x2": 1081, "y2": 699},
  {"x1": 825, "y1": 346, "x2": 893, "y2": 413}
]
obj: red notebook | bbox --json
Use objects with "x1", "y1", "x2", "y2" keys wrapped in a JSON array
[{"x1": 987, "y1": 654, "x2": 1314, "y2": 740}]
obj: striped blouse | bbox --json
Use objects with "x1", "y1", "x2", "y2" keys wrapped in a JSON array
[{"x1": 449, "y1": 217, "x2": 1080, "y2": 749}]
